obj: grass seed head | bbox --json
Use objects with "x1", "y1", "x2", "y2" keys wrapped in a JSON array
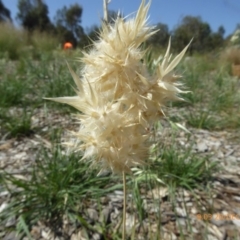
[{"x1": 45, "y1": 0, "x2": 189, "y2": 173}]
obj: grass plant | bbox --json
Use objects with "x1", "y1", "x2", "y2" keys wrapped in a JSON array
[
  {"x1": 0, "y1": 2, "x2": 239, "y2": 239},
  {"x1": 172, "y1": 56, "x2": 240, "y2": 130},
  {"x1": 185, "y1": 110, "x2": 218, "y2": 130},
  {"x1": 0, "y1": 107, "x2": 33, "y2": 138},
  {"x1": 0, "y1": 23, "x2": 60, "y2": 60},
  {"x1": 0, "y1": 43, "x2": 239, "y2": 239},
  {"x1": 45, "y1": 1, "x2": 191, "y2": 239},
  {"x1": 0, "y1": 74, "x2": 29, "y2": 107},
  {"x1": 30, "y1": 31, "x2": 59, "y2": 55},
  {"x1": 221, "y1": 46, "x2": 240, "y2": 66},
  {"x1": 133, "y1": 140, "x2": 218, "y2": 190},
  {"x1": 1, "y1": 139, "x2": 121, "y2": 237},
  {"x1": 0, "y1": 23, "x2": 27, "y2": 60}
]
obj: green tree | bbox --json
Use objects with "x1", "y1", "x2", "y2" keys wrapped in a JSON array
[
  {"x1": 54, "y1": 3, "x2": 84, "y2": 45},
  {"x1": 147, "y1": 23, "x2": 170, "y2": 48},
  {"x1": 217, "y1": 25, "x2": 225, "y2": 37},
  {"x1": 79, "y1": 10, "x2": 122, "y2": 49},
  {"x1": 208, "y1": 25, "x2": 225, "y2": 49},
  {"x1": 78, "y1": 25, "x2": 100, "y2": 49},
  {"x1": 172, "y1": 16, "x2": 212, "y2": 53},
  {"x1": 16, "y1": 0, "x2": 53, "y2": 32},
  {"x1": 0, "y1": 0, "x2": 11, "y2": 22}
]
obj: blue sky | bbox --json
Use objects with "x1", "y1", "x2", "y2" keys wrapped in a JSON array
[{"x1": 4, "y1": 0, "x2": 240, "y2": 37}]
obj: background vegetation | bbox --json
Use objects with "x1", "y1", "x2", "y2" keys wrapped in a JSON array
[
  {"x1": 0, "y1": 0, "x2": 240, "y2": 239},
  {"x1": 0, "y1": 0, "x2": 239, "y2": 54}
]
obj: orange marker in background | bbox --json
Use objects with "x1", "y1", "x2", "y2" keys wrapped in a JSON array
[{"x1": 63, "y1": 42, "x2": 73, "y2": 50}]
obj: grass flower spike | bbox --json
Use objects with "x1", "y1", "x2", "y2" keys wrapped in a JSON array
[{"x1": 45, "y1": 0, "x2": 189, "y2": 174}]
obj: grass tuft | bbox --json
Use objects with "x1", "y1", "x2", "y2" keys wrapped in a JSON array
[{"x1": 1, "y1": 141, "x2": 121, "y2": 237}]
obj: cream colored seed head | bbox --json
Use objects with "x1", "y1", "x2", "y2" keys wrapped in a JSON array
[{"x1": 45, "y1": 0, "x2": 190, "y2": 173}]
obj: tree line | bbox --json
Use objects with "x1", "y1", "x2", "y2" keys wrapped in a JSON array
[{"x1": 0, "y1": 0, "x2": 236, "y2": 52}]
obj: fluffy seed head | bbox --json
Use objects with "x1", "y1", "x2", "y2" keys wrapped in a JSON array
[{"x1": 45, "y1": 0, "x2": 189, "y2": 173}]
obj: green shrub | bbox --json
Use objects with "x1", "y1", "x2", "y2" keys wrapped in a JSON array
[{"x1": 0, "y1": 23, "x2": 27, "y2": 60}]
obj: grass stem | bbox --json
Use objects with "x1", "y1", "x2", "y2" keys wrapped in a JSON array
[{"x1": 122, "y1": 171, "x2": 127, "y2": 240}]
